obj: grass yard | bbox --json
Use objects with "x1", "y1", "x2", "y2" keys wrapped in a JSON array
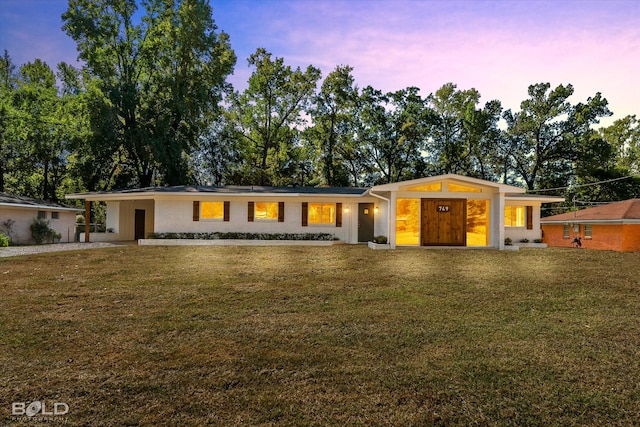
[{"x1": 1, "y1": 245, "x2": 640, "y2": 426}]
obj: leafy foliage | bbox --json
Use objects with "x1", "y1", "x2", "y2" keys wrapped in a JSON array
[
  {"x1": 2, "y1": 9, "x2": 639, "y2": 213},
  {"x1": 0, "y1": 232, "x2": 8, "y2": 247},
  {"x1": 148, "y1": 231, "x2": 336, "y2": 240},
  {"x1": 30, "y1": 217, "x2": 61, "y2": 244},
  {"x1": 62, "y1": 0, "x2": 236, "y2": 187},
  {"x1": 226, "y1": 48, "x2": 321, "y2": 186}
]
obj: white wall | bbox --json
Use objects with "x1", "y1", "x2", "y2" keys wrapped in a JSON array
[
  {"x1": 503, "y1": 200, "x2": 544, "y2": 243},
  {"x1": 152, "y1": 196, "x2": 377, "y2": 243},
  {"x1": 0, "y1": 206, "x2": 76, "y2": 244}
]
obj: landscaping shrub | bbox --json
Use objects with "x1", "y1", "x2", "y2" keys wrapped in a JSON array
[
  {"x1": 519, "y1": 238, "x2": 530, "y2": 243},
  {"x1": 373, "y1": 235, "x2": 388, "y2": 244},
  {"x1": 30, "y1": 217, "x2": 62, "y2": 244},
  {"x1": 0, "y1": 232, "x2": 8, "y2": 247},
  {"x1": 147, "y1": 232, "x2": 336, "y2": 241},
  {"x1": 504, "y1": 237, "x2": 513, "y2": 246},
  {"x1": 2, "y1": 219, "x2": 15, "y2": 244}
]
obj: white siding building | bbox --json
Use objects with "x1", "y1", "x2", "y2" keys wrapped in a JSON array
[{"x1": 66, "y1": 174, "x2": 563, "y2": 249}]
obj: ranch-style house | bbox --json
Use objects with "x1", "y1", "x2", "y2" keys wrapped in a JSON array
[{"x1": 66, "y1": 174, "x2": 564, "y2": 249}]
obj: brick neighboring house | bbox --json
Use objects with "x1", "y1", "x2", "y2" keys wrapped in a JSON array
[
  {"x1": 541, "y1": 199, "x2": 640, "y2": 252},
  {"x1": 0, "y1": 192, "x2": 79, "y2": 244}
]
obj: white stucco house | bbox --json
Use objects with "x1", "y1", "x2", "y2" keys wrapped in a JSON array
[
  {"x1": 0, "y1": 192, "x2": 79, "y2": 244},
  {"x1": 65, "y1": 174, "x2": 563, "y2": 249}
]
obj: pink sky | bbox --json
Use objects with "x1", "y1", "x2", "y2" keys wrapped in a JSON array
[{"x1": 1, "y1": 0, "x2": 638, "y2": 126}]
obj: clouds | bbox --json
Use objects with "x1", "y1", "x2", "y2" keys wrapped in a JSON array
[
  {"x1": 218, "y1": 0, "x2": 639, "y2": 123},
  {"x1": 2, "y1": 0, "x2": 638, "y2": 125}
]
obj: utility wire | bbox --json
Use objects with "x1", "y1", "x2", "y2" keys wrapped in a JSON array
[{"x1": 526, "y1": 175, "x2": 633, "y2": 193}]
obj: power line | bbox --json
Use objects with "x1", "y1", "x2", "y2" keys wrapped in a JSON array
[{"x1": 526, "y1": 175, "x2": 634, "y2": 193}]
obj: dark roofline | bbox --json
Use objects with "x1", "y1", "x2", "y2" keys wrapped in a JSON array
[
  {"x1": 0, "y1": 192, "x2": 80, "y2": 210},
  {"x1": 68, "y1": 185, "x2": 370, "y2": 197},
  {"x1": 541, "y1": 198, "x2": 640, "y2": 222}
]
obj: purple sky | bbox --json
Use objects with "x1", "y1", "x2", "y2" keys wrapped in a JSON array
[{"x1": 1, "y1": 0, "x2": 638, "y2": 126}]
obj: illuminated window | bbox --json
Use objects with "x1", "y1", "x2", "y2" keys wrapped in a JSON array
[
  {"x1": 407, "y1": 183, "x2": 441, "y2": 192},
  {"x1": 255, "y1": 202, "x2": 279, "y2": 220},
  {"x1": 467, "y1": 200, "x2": 489, "y2": 246},
  {"x1": 396, "y1": 198, "x2": 420, "y2": 245},
  {"x1": 308, "y1": 203, "x2": 335, "y2": 224},
  {"x1": 448, "y1": 183, "x2": 481, "y2": 193},
  {"x1": 504, "y1": 206, "x2": 525, "y2": 227},
  {"x1": 201, "y1": 202, "x2": 224, "y2": 219}
]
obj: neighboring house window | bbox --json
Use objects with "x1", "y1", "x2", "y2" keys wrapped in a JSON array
[
  {"x1": 37, "y1": 211, "x2": 46, "y2": 219},
  {"x1": 308, "y1": 203, "x2": 336, "y2": 225},
  {"x1": 585, "y1": 224, "x2": 592, "y2": 239},
  {"x1": 51, "y1": 211, "x2": 59, "y2": 220},
  {"x1": 563, "y1": 224, "x2": 570, "y2": 238},
  {"x1": 504, "y1": 206, "x2": 525, "y2": 227}
]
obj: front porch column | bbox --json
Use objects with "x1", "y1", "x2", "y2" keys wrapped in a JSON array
[
  {"x1": 389, "y1": 192, "x2": 397, "y2": 249},
  {"x1": 85, "y1": 200, "x2": 91, "y2": 243},
  {"x1": 496, "y1": 194, "x2": 505, "y2": 250}
]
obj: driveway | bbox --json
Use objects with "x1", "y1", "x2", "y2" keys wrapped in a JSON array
[{"x1": 0, "y1": 242, "x2": 126, "y2": 258}]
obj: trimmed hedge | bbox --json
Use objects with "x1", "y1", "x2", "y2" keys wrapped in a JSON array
[{"x1": 148, "y1": 232, "x2": 337, "y2": 241}]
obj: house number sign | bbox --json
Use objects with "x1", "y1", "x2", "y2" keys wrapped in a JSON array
[{"x1": 437, "y1": 205, "x2": 450, "y2": 213}]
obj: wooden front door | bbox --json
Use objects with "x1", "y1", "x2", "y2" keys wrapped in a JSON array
[
  {"x1": 134, "y1": 209, "x2": 145, "y2": 240},
  {"x1": 358, "y1": 203, "x2": 375, "y2": 242},
  {"x1": 421, "y1": 199, "x2": 466, "y2": 246}
]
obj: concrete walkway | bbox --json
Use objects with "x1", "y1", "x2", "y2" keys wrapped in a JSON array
[{"x1": 0, "y1": 242, "x2": 125, "y2": 258}]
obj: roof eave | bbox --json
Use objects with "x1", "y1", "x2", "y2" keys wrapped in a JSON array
[
  {"x1": 371, "y1": 174, "x2": 526, "y2": 193},
  {"x1": 541, "y1": 219, "x2": 640, "y2": 224},
  {"x1": 506, "y1": 195, "x2": 565, "y2": 203},
  {"x1": 0, "y1": 202, "x2": 81, "y2": 211},
  {"x1": 66, "y1": 191, "x2": 370, "y2": 201}
]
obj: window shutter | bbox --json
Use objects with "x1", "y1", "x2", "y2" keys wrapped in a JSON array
[
  {"x1": 193, "y1": 201, "x2": 200, "y2": 221},
  {"x1": 336, "y1": 203, "x2": 342, "y2": 227},
  {"x1": 302, "y1": 202, "x2": 308, "y2": 227},
  {"x1": 247, "y1": 202, "x2": 254, "y2": 222},
  {"x1": 526, "y1": 206, "x2": 533, "y2": 230},
  {"x1": 223, "y1": 201, "x2": 230, "y2": 222},
  {"x1": 278, "y1": 202, "x2": 285, "y2": 222}
]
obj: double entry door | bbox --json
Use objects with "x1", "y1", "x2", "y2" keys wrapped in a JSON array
[{"x1": 421, "y1": 199, "x2": 466, "y2": 246}]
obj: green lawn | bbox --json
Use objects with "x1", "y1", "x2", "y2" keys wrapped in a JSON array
[{"x1": 1, "y1": 246, "x2": 639, "y2": 426}]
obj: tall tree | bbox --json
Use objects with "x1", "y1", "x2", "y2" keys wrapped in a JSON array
[
  {"x1": 191, "y1": 113, "x2": 239, "y2": 186},
  {"x1": 0, "y1": 50, "x2": 19, "y2": 193},
  {"x1": 463, "y1": 99, "x2": 504, "y2": 181},
  {"x1": 600, "y1": 115, "x2": 640, "y2": 175},
  {"x1": 426, "y1": 83, "x2": 481, "y2": 175},
  {"x1": 62, "y1": 0, "x2": 236, "y2": 187},
  {"x1": 306, "y1": 65, "x2": 359, "y2": 186},
  {"x1": 11, "y1": 60, "x2": 68, "y2": 201},
  {"x1": 227, "y1": 48, "x2": 321, "y2": 185},
  {"x1": 357, "y1": 86, "x2": 428, "y2": 184},
  {"x1": 503, "y1": 83, "x2": 611, "y2": 190}
]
